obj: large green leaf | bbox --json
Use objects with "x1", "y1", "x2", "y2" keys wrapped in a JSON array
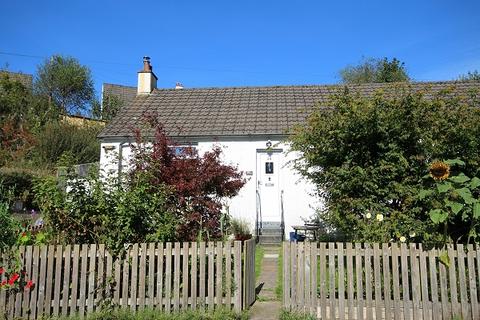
[
  {"x1": 456, "y1": 188, "x2": 475, "y2": 204},
  {"x1": 418, "y1": 189, "x2": 433, "y2": 200},
  {"x1": 446, "y1": 201, "x2": 463, "y2": 215},
  {"x1": 470, "y1": 177, "x2": 480, "y2": 189},
  {"x1": 429, "y1": 209, "x2": 449, "y2": 224},
  {"x1": 474, "y1": 202, "x2": 480, "y2": 219},
  {"x1": 439, "y1": 251, "x2": 450, "y2": 268},
  {"x1": 445, "y1": 159, "x2": 465, "y2": 166},
  {"x1": 437, "y1": 182, "x2": 452, "y2": 193},
  {"x1": 449, "y1": 174, "x2": 470, "y2": 184}
]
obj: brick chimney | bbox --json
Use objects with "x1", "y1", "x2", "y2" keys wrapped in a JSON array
[
  {"x1": 137, "y1": 56, "x2": 157, "y2": 95},
  {"x1": 175, "y1": 82, "x2": 184, "y2": 89}
]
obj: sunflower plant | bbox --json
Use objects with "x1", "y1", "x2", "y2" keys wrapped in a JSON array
[{"x1": 419, "y1": 159, "x2": 480, "y2": 245}]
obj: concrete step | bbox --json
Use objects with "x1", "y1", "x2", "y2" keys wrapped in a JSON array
[
  {"x1": 260, "y1": 221, "x2": 282, "y2": 229},
  {"x1": 258, "y1": 234, "x2": 284, "y2": 244},
  {"x1": 259, "y1": 228, "x2": 283, "y2": 235}
]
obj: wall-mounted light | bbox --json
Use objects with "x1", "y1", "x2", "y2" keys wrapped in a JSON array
[
  {"x1": 102, "y1": 145, "x2": 115, "y2": 152},
  {"x1": 266, "y1": 140, "x2": 272, "y2": 148}
]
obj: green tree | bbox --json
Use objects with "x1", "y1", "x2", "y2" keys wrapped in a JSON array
[
  {"x1": 34, "y1": 55, "x2": 95, "y2": 115},
  {"x1": 339, "y1": 57, "x2": 410, "y2": 84},
  {"x1": 0, "y1": 73, "x2": 57, "y2": 166},
  {"x1": 289, "y1": 84, "x2": 480, "y2": 243},
  {"x1": 457, "y1": 70, "x2": 480, "y2": 82},
  {"x1": 0, "y1": 73, "x2": 56, "y2": 129}
]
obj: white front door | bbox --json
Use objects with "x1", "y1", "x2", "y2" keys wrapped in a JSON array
[{"x1": 256, "y1": 151, "x2": 281, "y2": 223}]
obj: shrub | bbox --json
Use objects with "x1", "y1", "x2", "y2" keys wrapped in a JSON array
[
  {"x1": 0, "y1": 186, "x2": 19, "y2": 250},
  {"x1": 31, "y1": 121, "x2": 101, "y2": 167},
  {"x1": 0, "y1": 168, "x2": 37, "y2": 210},
  {"x1": 130, "y1": 117, "x2": 245, "y2": 241},
  {"x1": 33, "y1": 171, "x2": 176, "y2": 256},
  {"x1": 289, "y1": 84, "x2": 480, "y2": 243},
  {"x1": 229, "y1": 217, "x2": 252, "y2": 241}
]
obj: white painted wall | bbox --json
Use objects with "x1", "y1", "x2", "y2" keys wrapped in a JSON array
[{"x1": 99, "y1": 137, "x2": 320, "y2": 236}]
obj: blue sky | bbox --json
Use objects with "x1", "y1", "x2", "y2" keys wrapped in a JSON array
[{"x1": 1, "y1": 0, "x2": 479, "y2": 96}]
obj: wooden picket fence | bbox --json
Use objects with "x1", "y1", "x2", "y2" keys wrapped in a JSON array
[
  {"x1": 283, "y1": 242, "x2": 480, "y2": 320},
  {"x1": 0, "y1": 239, "x2": 256, "y2": 319}
]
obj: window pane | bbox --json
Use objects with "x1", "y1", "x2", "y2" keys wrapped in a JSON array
[{"x1": 265, "y1": 162, "x2": 274, "y2": 174}]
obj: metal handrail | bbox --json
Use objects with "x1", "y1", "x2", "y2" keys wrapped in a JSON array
[
  {"x1": 280, "y1": 190, "x2": 285, "y2": 241},
  {"x1": 255, "y1": 189, "x2": 262, "y2": 238}
]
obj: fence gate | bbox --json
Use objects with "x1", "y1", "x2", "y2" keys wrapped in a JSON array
[{"x1": 283, "y1": 241, "x2": 480, "y2": 320}]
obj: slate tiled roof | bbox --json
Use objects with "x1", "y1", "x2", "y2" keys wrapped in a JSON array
[
  {"x1": 98, "y1": 81, "x2": 480, "y2": 139},
  {"x1": 102, "y1": 83, "x2": 137, "y2": 105}
]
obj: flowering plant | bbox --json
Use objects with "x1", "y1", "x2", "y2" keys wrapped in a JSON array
[
  {"x1": 0, "y1": 252, "x2": 34, "y2": 292},
  {"x1": 419, "y1": 159, "x2": 480, "y2": 244}
]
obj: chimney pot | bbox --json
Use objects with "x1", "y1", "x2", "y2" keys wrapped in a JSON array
[
  {"x1": 175, "y1": 82, "x2": 184, "y2": 89},
  {"x1": 143, "y1": 56, "x2": 152, "y2": 72},
  {"x1": 137, "y1": 56, "x2": 157, "y2": 95}
]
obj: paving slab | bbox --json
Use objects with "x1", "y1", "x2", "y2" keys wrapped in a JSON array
[{"x1": 249, "y1": 301, "x2": 282, "y2": 320}]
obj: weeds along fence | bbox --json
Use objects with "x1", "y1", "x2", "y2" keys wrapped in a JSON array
[
  {"x1": 0, "y1": 239, "x2": 256, "y2": 319},
  {"x1": 283, "y1": 242, "x2": 480, "y2": 320}
]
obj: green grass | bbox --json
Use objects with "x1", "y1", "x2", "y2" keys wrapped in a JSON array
[
  {"x1": 275, "y1": 245, "x2": 283, "y2": 300},
  {"x1": 255, "y1": 245, "x2": 265, "y2": 280},
  {"x1": 279, "y1": 310, "x2": 316, "y2": 320},
  {"x1": 46, "y1": 308, "x2": 248, "y2": 320}
]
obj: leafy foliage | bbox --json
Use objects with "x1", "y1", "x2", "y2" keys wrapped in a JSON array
[
  {"x1": 0, "y1": 66, "x2": 100, "y2": 171},
  {"x1": 33, "y1": 119, "x2": 245, "y2": 253},
  {"x1": 289, "y1": 84, "x2": 480, "y2": 243},
  {"x1": 33, "y1": 172, "x2": 176, "y2": 256},
  {"x1": 0, "y1": 73, "x2": 55, "y2": 166},
  {"x1": 0, "y1": 72, "x2": 56, "y2": 128},
  {"x1": 31, "y1": 121, "x2": 101, "y2": 167},
  {"x1": 92, "y1": 93, "x2": 124, "y2": 121},
  {"x1": 0, "y1": 186, "x2": 18, "y2": 250},
  {"x1": 0, "y1": 168, "x2": 38, "y2": 210},
  {"x1": 34, "y1": 55, "x2": 95, "y2": 115},
  {"x1": 229, "y1": 217, "x2": 252, "y2": 241},
  {"x1": 339, "y1": 57, "x2": 410, "y2": 84},
  {"x1": 457, "y1": 70, "x2": 480, "y2": 82},
  {"x1": 419, "y1": 159, "x2": 480, "y2": 243},
  {"x1": 130, "y1": 118, "x2": 246, "y2": 241}
]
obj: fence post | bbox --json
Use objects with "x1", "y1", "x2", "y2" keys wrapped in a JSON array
[
  {"x1": 233, "y1": 241, "x2": 242, "y2": 312},
  {"x1": 283, "y1": 241, "x2": 290, "y2": 310}
]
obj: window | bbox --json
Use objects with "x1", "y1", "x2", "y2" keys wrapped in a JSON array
[
  {"x1": 170, "y1": 145, "x2": 196, "y2": 157},
  {"x1": 265, "y1": 162, "x2": 274, "y2": 174}
]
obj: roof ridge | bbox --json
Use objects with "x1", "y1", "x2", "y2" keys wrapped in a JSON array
[
  {"x1": 103, "y1": 80, "x2": 475, "y2": 93},
  {"x1": 144, "y1": 80, "x2": 468, "y2": 92},
  {"x1": 103, "y1": 82, "x2": 136, "y2": 89}
]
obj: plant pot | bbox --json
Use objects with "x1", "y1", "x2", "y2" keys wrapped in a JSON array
[{"x1": 234, "y1": 234, "x2": 252, "y2": 241}]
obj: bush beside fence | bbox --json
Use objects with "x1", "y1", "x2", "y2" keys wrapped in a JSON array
[
  {"x1": 283, "y1": 242, "x2": 480, "y2": 320},
  {"x1": 0, "y1": 239, "x2": 256, "y2": 319}
]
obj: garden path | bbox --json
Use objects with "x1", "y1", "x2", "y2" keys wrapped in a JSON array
[{"x1": 249, "y1": 244, "x2": 282, "y2": 320}]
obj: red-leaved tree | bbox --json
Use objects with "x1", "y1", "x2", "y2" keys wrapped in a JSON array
[{"x1": 130, "y1": 116, "x2": 245, "y2": 241}]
